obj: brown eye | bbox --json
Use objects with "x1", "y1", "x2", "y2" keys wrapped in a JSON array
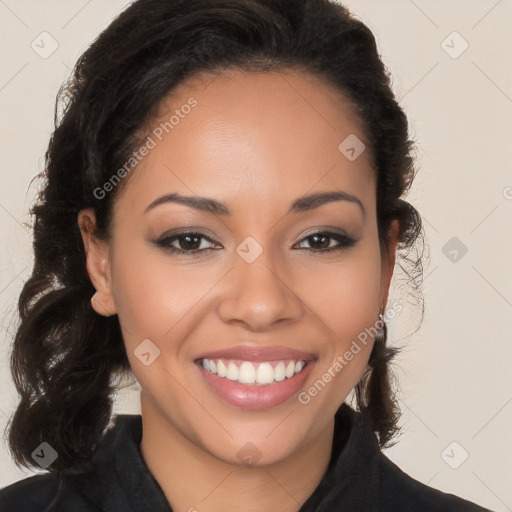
[
  {"x1": 155, "y1": 232, "x2": 220, "y2": 255},
  {"x1": 295, "y1": 231, "x2": 356, "y2": 253}
]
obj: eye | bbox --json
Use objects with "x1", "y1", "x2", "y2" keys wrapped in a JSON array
[
  {"x1": 155, "y1": 232, "x2": 221, "y2": 256},
  {"x1": 294, "y1": 231, "x2": 356, "y2": 253},
  {"x1": 154, "y1": 230, "x2": 357, "y2": 257}
]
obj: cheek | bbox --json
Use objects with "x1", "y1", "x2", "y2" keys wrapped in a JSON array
[
  {"x1": 302, "y1": 238, "x2": 383, "y2": 340},
  {"x1": 110, "y1": 244, "x2": 204, "y2": 396},
  {"x1": 109, "y1": 237, "x2": 201, "y2": 346},
  {"x1": 302, "y1": 237, "x2": 382, "y2": 396}
]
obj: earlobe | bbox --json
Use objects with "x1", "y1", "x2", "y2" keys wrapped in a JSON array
[{"x1": 77, "y1": 208, "x2": 117, "y2": 317}]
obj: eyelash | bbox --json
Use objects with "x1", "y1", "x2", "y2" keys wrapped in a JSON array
[{"x1": 154, "y1": 231, "x2": 356, "y2": 257}]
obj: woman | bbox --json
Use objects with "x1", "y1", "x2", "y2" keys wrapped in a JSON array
[{"x1": 0, "y1": 0, "x2": 494, "y2": 510}]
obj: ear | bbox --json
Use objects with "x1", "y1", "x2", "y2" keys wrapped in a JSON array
[
  {"x1": 379, "y1": 219, "x2": 400, "y2": 313},
  {"x1": 77, "y1": 208, "x2": 117, "y2": 317}
]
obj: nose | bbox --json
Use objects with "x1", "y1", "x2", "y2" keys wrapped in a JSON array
[{"x1": 216, "y1": 244, "x2": 304, "y2": 331}]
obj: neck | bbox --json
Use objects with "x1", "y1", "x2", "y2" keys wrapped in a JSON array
[{"x1": 139, "y1": 395, "x2": 335, "y2": 512}]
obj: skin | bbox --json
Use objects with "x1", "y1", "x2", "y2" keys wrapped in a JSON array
[{"x1": 79, "y1": 68, "x2": 399, "y2": 512}]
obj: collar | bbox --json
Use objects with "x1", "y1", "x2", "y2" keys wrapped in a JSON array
[
  {"x1": 76, "y1": 402, "x2": 381, "y2": 512},
  {"x1": 300, "y1": 403, "x2": 381, "y2": 511}
]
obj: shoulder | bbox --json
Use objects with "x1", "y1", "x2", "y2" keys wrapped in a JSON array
[
  {"x1": 0, "y1": 469, "x2": 103, "y2": 511},
  {"x1": 377, "y1": 453, "x2": 493, "y2": 511},
  {"x1": 0, "y1": 472, "x2": 62, "y2": 511},
  {"x1": 0, "y1": 415, "x2": 142, "y2": 511}
]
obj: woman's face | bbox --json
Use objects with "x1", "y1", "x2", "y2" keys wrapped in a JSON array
[{"x1": 80, "y1": 69, "x2": 398, "y2": 465}]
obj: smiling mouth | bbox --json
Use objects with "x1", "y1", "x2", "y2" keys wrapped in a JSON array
[{"x1": 196, "y1": 358, "x2": 309, "y2": 386}]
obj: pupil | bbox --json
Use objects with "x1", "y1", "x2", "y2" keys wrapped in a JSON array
[
  {"x1": 181, "y1": 235, "x2": 200, "y2": 250},
  {"x1": 310, "y1": 234, "x2": 329, "y2": 249}
]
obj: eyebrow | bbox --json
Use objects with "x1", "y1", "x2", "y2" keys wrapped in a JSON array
[{"x1": 144, "y1": 190, "x2": 366, "y2": 218}]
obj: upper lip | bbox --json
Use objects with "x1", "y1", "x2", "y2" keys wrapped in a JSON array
[{"x1": 195, "y1": 345, "x2": 316, "y2": 363}]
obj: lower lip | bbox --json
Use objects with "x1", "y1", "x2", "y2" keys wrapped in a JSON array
[{"x1": 197, "y1": 361, "x2": 316, "y2": 410}]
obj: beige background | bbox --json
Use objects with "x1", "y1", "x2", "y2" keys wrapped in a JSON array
[{"x1": 0, "y1": 1, "x2": 511, "y2": 510}]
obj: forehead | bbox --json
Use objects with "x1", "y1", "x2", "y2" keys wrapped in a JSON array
[{"x1": 114, "y1": 68, "x2": 375, "y2": 216}]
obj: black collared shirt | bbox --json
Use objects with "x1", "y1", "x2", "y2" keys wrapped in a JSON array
[{"x1": 0, "y1": 403, "x2": 493, "y2": 511}]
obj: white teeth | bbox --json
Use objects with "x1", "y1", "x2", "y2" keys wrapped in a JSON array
[
  {"x1": 256, "y1": 362, "x2": 274, "y2": 384},
  {"x1": 239, "y1": 361, "x2": 256, "y2": 384},
  {"x1": 274, "y1": 362, "x2": 286, "y2": 382},
  {"x1": 226, "y1": 362, "x2": 239, "y2": 381},
  {"x1": 201, "y1": 358, "x2": 307, "y2": 385},
  {"x1": 217, "y1": 360, "x2": 227, "y2": 377}
]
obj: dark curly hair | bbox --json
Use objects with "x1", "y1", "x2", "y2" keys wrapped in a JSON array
[{"x1": 5, "y1": 0, "x2": 424, "y2": 473}]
